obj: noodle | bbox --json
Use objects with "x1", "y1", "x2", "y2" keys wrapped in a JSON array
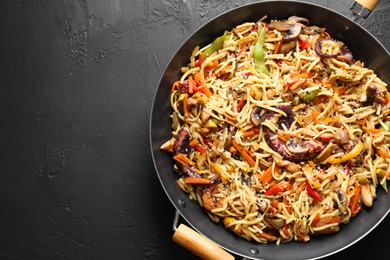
[{"x1": 161, "y1": 16, "x2": 390, "y2": 243}]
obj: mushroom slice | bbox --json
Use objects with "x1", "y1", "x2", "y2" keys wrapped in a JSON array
[
  {"x1": 288, "y1": 16, "x2": 309, "y2": 25},
  {"x1": 269, "y1": 22, "x2": 302, "y2": 41},
  {"x1": 250, "y1": 106, "x2": 263, "y2": 127},
  {"x1": 280, "y1": 41, "x2": 297, "y2": 54},
  {"x1": 334, "y1": 189, "x2": 349, "y2": 213},
  {"x1": 285, "y1": 138, "x2": 310, "y2": 155}
]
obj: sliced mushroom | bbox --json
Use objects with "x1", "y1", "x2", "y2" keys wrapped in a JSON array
[
  {"x1": 268, "y1": 21, "x2": 302, "y2": 41},
  {"x1": 302, "y1": 25, "x2": 325, "y2": 35},
  {"x1": 286, "y1": 138, "x2": 310, "y2": 155},
  {"x1": 250, "y1": 106, "x2": 263, "y2": 126},
  {"x1": 335, "y1": 128, "x2": 349, "y2": 145},
  {"x1": 265, "y1": 217, "x2": 285, "y2": 229},
  {"x1": 288, "y1": 16, "x2": 309, "y2": 25},
  {"x1": 280, "y1": 41, "x2": 297, "y2": 54},
  {"x1": 334, "y1": 189, "x2": 349, "y2": 213}
]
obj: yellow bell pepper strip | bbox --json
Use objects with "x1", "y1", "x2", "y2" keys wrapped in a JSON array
[
  {"x1": 254, "y1": 26, "x2": 269, "y2": 76},
  {"x1": 328, "y1": 140, "x2": 364, "y2": 164},
  {"x1": 203, "y1": 31, "x2": 229, "y2": 57}
]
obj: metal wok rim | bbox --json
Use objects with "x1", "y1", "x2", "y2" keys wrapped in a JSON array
[{"x1": 150, "y1": 1, "x2": 390, "y2": 259}]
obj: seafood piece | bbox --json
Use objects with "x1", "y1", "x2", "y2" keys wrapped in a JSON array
[{"x1": 202, "y1": 184, "x2": 224, "y2": 211}]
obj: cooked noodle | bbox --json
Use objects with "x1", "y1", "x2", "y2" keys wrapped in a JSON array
[{"x1": 161, "y1": 16, "x2": 390, "y2": 244}]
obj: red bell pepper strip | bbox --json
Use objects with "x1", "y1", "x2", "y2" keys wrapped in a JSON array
[
  {"x1": 306, "y1": 184, "x2": 322, "y2": 202},
  {"x1": 236, "y1": 97, "x2": 246, "y2": 112},
  {"x1": 194, "y1": 146, "x2": 207, "y2": 154},
  {"x1": 299, "y1": 39, "x2": 310, "y2": 50},
  {"x1": 264, "y1": 184, "x2": 285, "y2": 196}
]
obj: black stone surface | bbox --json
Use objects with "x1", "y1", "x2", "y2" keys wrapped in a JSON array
[{"x1": 0, "y1": 0, "x2": 389, "y2": 259}]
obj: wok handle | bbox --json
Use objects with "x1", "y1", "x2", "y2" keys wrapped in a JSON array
[
  {"x1": 355, "y1": 0, "x2": 378, "y2": 10},
  {"x1": 172, "y1": 223, "x2": 235, "y2": 260},
  {"x1": 351, "y1": 0, "x2": 379, "y2": 19}
]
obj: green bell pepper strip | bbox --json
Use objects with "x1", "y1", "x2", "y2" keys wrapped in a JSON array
[
  {"x1": 203, "y1": 31, "x2": 229, "y2": 57},
  {"x1": 253, "y1": 26, "x2": 269, "y2": 76}
]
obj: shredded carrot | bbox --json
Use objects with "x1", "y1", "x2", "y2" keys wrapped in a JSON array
[
  {"x1": 333, "y1": 86, "x2": 348, "y2": 96},
  {"x1": 259, "y1": 231, "x2": 277, "y2": 241},
  {"x1": 242, "y1": 130, "x2": 256, "y2": 138},
  {"x1": 182, "y1": 93, "x2": 189, "y2": 118},
  {"x1": 260, "y1": 165, "x2": 278, "y2": 186},
  {"x1": 296, "y1": 182, "x2": 306, "y2": 195},
  {"x1": 277, "y1": 134, "x2": 289, "y2": 143},
  {"x1": 311, "y1": 213, "x2": 321, "y2": 227},
  {"x1": 173, "y1": 153, "x2": 195, "y2": 167},
  {"x1": 201, "y1": 84, "x2": 212, "y2": 97},
  {"x1": 289, "y1": 80, "x2": 303, "y2": 91},
  {"x1": 232, "y1": 140, "x2": 256, "y2": 167},
  {"x1": 171, "y1": 80, "x2": 181, "y2": 93},
  {"x1": 194, "y1": 72, "x2": 203, "y2": 86},
  {"x1": 274, "y1": 40, "x2": 282, "y2": 54},
  {"x1": 189, "y1": 139, "x2": 199, "y2": 148},
  {"x1": 283, "y1": 197, "x2": 293, "y2": 214},
  {"x1": 296, "y1": 229, "x2": 308, "y2": 242},
  {"x1": 363, "y1": 126, "x2": 383, "y2": 134},
  {"x1": 376, "y1": 148, "x2": 390, "y2": 159},
  {"x1": 329, "y1": 115, "x2": 340, "y2": 126},
  {"x1": 312, "y1": 111, "x2": 320, "y2": 124},
  {"x1": 283, "y1": 225, "x2": 290, "y2": 235},
  {"x1": 272, "y1": 199, "x2": 279, "y2": 209},
  {"x1": 350, "y1": 182, "x2": 362, "y2": 215},
  {"x1": 184, "y1": 176, "x2": 211, "y2": 185}
]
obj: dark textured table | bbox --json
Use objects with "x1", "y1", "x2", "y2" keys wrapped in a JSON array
[{"x1": 1, "y1": 0, "x2": 389, "y2": 259}]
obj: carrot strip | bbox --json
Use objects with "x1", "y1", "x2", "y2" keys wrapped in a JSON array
[
  {"x1": 232, "y1": 140, "x2": 256, "y2": 167},
  {"x1": 376, "y1": 148, "x2": 390, "y2": 159},
  {"x1": 311, "y1": 213, "x2": 321, "y2": 227},
  {"x1": 312, "y1": 111, "x2": 320, "y2": 124},
  {"x1": 194, "y1": 72, "x2": 204, "y2": 86},
  {"x1": 189, "y1": 139, "x2": 199, "y2": 148},
  {"x1": 260, "y1": 165, "x2": 279, "y2": 186},
  {"x1": 202, "y1": 85, "x2": 212, "y2": 97},
  {"x1": 259, "y1": 231, "x2": 278, "y2": 241},
  {"x1": 171, "y1": 81, "x2": 181, "y2": 92},
  {"x1": 274, "y1": 40, "x2": 282, "y2": 54},
  {"x1": 350, "y1": 182, "x2": 362, "y2": 215},
  {"x1": 184, "y1": 176, "x2": 211, "y2": 185},
  {"x1": 173, "y1": 153, "x2": 195, "y2": 167},
  {"x1": 182, "y1": 94, "x2": 189, "y2": 118},
  {"x1": 363, "y1": 126, "x2": 383, "y2": 134},
  {"x1": 242, "y1": 130, "x2": 256, "y2": 138}
]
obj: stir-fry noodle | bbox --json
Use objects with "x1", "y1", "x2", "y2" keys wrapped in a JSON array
[{"x1": 160, "y1": 16, "x2": 390, "y2": 244}]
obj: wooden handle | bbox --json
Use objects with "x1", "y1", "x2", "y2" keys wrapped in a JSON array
[
  {"x1": 355, "y1": 0, "x2": 379, "y2": 10},
  {"x1": 172, "y1": 224, "x2": 235, "y2": 260}
]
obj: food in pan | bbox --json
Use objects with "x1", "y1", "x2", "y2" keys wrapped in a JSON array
[{"x1": 160, "y1": 16, "x2": 390, "y2": 244}]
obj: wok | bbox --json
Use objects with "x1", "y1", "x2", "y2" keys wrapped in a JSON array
[{"x1": 150, "y1": 1, "x2": 390, "y2": 259}]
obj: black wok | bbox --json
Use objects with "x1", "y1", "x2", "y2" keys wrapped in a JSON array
[{"x1": 150, "y1": 1, "x2": 390, "y2": 259}]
